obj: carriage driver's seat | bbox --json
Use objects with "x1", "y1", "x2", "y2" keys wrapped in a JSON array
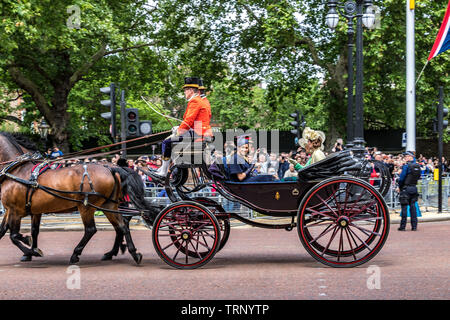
[{"x1": 171, "y1": 134, "x2": 215, "y2": 167}]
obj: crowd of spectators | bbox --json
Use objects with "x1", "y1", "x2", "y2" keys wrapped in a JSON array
[
  {"x1": 45, "y1": 140, "x2": 450, "y2": 187},
  {"x1": 364, "y1": 146, "x2": 450, "y2": 180}
]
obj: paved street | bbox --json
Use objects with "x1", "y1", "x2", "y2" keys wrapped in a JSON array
[{"x1": 0, "y1": 220, "x2": 448, "y2": 300}]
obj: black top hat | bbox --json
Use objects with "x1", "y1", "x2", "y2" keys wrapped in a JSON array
[
  {"x1": 183, "y1": 77, "x2": 200, "y2": 89},
  {"x1": 198, "y1": 78, "x2": 206, "y2": 90}
]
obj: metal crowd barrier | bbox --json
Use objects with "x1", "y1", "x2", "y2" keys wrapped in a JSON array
[
  {"x1": 144, "y1": 186, "x2": 255, "y2": 219},
  {"x1": 381, "y1": 175, "x2": 449, "y2": 212}
]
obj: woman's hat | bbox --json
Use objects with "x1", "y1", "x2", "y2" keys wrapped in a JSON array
[
  {"x1": 183, "y1": 77, "x2": 200, "y2": 89},
  {"x1": 298, "y1": 127, "x2": 326, "y2": 150}
]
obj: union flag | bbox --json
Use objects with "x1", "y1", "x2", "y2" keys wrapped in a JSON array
[{"x1": 428, "y1": 0, "x2": 450, "y2": 60}]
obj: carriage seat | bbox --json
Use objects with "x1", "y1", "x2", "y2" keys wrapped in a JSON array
[
  {"x1": 208, "y1": 150, "x2": 362, "y2": 183},
  {"x1": 296, "y1": 150, "x2": 362, "y2": 181},
  {"x1": 171, "y1": 135, "x2": 215, "y2": 165}
]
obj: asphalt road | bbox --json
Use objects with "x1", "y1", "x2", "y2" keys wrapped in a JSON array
[{"x1": 0, "y1": 221, "x2": 448, "y2": 300}]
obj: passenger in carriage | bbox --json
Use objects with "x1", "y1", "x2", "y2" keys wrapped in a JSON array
[
  {"x1": 228, "y1": 136, "x2": 277, "y2": 182},
  {"x1": 154, "y1": 76, "x2": 212, "y2": 177},
  {"x1": 289, "y1": 127, "x2": 326, "y2": 171}
]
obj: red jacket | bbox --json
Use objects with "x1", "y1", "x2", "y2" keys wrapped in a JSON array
[{"x1": 178, "y1": 95, "x2": 212, "y2": 137}]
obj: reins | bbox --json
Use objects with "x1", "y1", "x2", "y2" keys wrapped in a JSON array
[
  {"x1": 0, "y1": 130, "x2": 170, "y2": 166},
  {"x1": 56, "y1": 130, "x2": 170, "y2": 161}
]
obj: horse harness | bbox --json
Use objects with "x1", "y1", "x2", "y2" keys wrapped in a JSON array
[{"x1": 0, "y1": 153, "x2": 120, "y2": 215}]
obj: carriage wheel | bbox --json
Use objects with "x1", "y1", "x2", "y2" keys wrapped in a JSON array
[
  {"x1": 193, "y1": 197, "x2": 231, "y2": 253},
  {"x1": 152, "y1": 201, "x2": 221, "y2": 269},
  {"x1": 297, "y1": 177, "x2": 389, "y2": 268}
]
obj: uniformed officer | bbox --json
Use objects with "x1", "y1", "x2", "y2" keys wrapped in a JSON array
[
  {"x1": 397, "y1": 151, "x2": 421, "y2": 231},
  {"x1": 155, "y1": 77, "x2": 212, "y2": 177}
]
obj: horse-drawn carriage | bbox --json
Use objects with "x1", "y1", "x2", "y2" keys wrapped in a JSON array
[
  {"x1": 0, "y1": 132, "x2": 390, "y2": 269},
  {"x1": 147, "y1": 138, "x2": 391, "y2": 269}
]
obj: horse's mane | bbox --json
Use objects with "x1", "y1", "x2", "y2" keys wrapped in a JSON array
[{"x1": 0, "y1": 132, "x2": 39, "y2": 152}]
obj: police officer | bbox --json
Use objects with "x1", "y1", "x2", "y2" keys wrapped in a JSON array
[
  {"x1": 397, "y1": 151, "x2": 421, "y2": 231},
  {"x1": 155, "y1": 77, "x2": 212, "y2": 177}
]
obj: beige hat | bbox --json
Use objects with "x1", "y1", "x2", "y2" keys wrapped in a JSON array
[{"x1": 299, "y1": 127, "x2": 326, "y2": 150}]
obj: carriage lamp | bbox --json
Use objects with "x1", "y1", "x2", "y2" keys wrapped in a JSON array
[{"x1": 38, "y1": 119, "x2": 50, "y2": 140}]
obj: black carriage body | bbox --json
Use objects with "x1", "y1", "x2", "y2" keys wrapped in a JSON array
[{"x1": 216, "y1": 180, "x2": 316, "y2": 217}]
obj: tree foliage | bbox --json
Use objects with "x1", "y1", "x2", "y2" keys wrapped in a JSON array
[{"x1": 1, "y1": 0, "x2": 449, "y2": 150}]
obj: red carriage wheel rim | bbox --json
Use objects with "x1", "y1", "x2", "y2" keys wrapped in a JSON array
[
  {"x1": 299, "y1": 178, "x2": 389, "y2": 266},
  {"x1": 154, "y1": 204, "x2": 220, "y2": 268}
]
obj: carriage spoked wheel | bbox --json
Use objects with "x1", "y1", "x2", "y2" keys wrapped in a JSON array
[
  {"x1": 192, "y1": 197, "x2": 231, "y2": 253},
  {"x1": 152, "y1": 201, "x2": 221, "y2": 269},
  {"x1": 297, "y1": 177, "x2": 390, "y2": 268}
]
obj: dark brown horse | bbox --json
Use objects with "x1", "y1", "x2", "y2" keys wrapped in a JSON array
[{"x1": 0, "y1": 132, "x2": 158, "y2": 264}]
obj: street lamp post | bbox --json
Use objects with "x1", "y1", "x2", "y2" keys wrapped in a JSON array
[
  {"x1": 326, "y1": 0, "x2": 375, "y2": 158},
  {"x1": 38, "y1": 119, "x2": 50, "y2": 148}
]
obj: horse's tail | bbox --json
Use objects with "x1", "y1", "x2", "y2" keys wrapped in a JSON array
[{"x1": 109, "y1": 166, "x2": 161, "y2": 225}]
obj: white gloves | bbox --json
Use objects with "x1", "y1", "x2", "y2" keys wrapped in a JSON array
[{"x1": 168, "y1": 126, "x2": 179, "y2": 140}]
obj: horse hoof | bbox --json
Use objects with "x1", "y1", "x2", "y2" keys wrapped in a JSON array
[
  {"x1": 101, "y1": 254, "x2": 113, "y2": 261},
  {"x1": 24, "y1": 236, "x2": 33, "y2": 247},
  {"x1": 33, "y1": 248, "x2": 44, "y2": 257},
  {"x1": 120, "y1": 243, "x2": 127, "y2": 255},
  {"x1": 133, "y1": 252, "x2": 143, "y2": 265},
  {"x1": 21, "y1": 255, "x2": 32, "y2": 262},
  {"x1": 70, "y1": 255, "x2": 79, "y2": 264}
]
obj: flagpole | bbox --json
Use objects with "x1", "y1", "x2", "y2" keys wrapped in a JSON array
[
  {"x1": 406, "y1": 0, "x2": 416, "y2": 152},
  {"x1": 415, "y1": 60, "x2": 429, "y2": 85}
]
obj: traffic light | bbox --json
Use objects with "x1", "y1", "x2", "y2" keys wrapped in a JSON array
[
  {"x1": 125, "y1": 108, "x2": 140, "y2": 137},
  {"x1": 100, "y1": 83, "x2": 116, "y2": 140},
  {"x1": 139, "y1": 120, "x2": 152, "y2": 136},
  {"x1": 434, "y1": 93, "x2": 449, "y2": 134},
  {"x1": 289, "y1": 112, "x2": 300, "y2": 137},
  {"x1": 290, "y1": 110, "x2": 305, "y2": 145},
  {"x1": 439, "y1": 103, "x2": 449, "y2": 132}
]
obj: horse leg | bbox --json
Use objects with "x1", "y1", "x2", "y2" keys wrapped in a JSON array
[
  {"x1": 0, "y1": 212, "x2": 9, "y2": 240},
  {"x1": 120, "y1": 215, "x2": 132, "y2": 254},
  {"x1": 102, "y1": 208, "x2": 141, "y2": 265},
  {"x1": 20, "y1": 214, "x2": 42, "y2": 262},
  {"x1": 101, "y1": 211, "x2": 126, "y2": 261},
  {"x1": 8, "y1": 213, "x2": 42, "y2": 260},
  {"x1": 69, "y1": 207, "x2": 97, "y2": 264},
  {"x1": 120, "y1": 217, "x2": 142, "y2": 265},
  {"x1": 2, "y1": 210, "x2": 38, "y2": 248}
]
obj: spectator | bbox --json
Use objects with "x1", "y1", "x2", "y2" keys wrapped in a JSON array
[
  {"x1": 278, "y1": 154, "x2": 290, "y2": 179},
  {"x1": 48, "y1": 147, "x2": 63, "y2": 159},
  {"x1": 267, "y1": 153, "x2": 279, "y2": 173},
  {"x1": 332, "y1": 138, "x2": 344, "y2": 153},
  {"x1": 283, "y1": 164, "x2": 298, "y2": 180}
]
